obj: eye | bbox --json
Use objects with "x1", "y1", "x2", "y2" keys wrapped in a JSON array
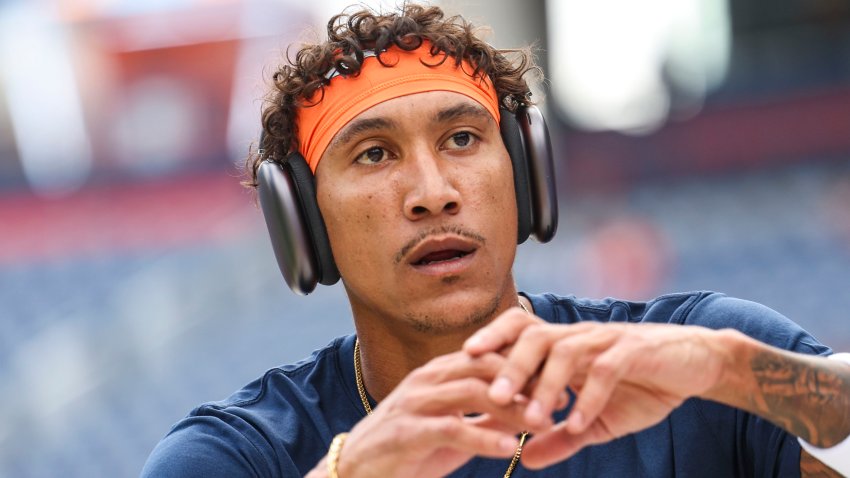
[
  {"x1": 444, "y1": 131, "x2": 476, "y2": 150},
  {"x1": 354, "y1": 146, "x2": 389, "y2": 165}
]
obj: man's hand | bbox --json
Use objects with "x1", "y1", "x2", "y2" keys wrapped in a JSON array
[
  {"x1": 307, "y1": 351, "x2": 528, "y2": 478},
  {"x1": 463, "y1": 308, "x2": 735, "y2": 469}
]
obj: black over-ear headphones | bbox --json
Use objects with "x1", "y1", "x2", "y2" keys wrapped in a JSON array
[{"x1": 257, "y1": 105, "x2": 558, "y2": 295}]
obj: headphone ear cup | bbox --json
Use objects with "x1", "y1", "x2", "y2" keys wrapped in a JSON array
[
  {"x1": 499, "y1": 108, "x2": 533, "y2": 244},
  {"x1": 257, "y1": 155, "x2": 340, "y2": 295},
  {"x1": 257, "y1": 159, "x2": 320, "y2": 294},
  {"x1": 515, "y1": 106, "x2": 558, "y2": 243},
  {"x1": 284, "y1": 154, "x2": 340, "y2": 286}
]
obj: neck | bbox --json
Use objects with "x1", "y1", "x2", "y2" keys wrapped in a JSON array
[{"x1": 351, "y1": 288, "x2": 525, "y2": 404}]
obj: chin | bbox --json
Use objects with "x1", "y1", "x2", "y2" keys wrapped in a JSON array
[{"x1": 401, "y1": 290, "x2": 503, "y2": 335}]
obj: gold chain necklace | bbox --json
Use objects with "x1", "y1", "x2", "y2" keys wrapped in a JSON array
[{"x1": 353, "y1": 298, "x2": 532, "y2": 477}]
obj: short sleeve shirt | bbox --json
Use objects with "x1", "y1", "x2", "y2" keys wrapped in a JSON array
[{"x1": 141, "y1": 291, "x2": 831, "y2": 477}]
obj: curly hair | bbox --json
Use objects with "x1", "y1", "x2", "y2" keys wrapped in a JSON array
[{"x1": 244, "y1": 3, "x2": 539, "y2": 188}]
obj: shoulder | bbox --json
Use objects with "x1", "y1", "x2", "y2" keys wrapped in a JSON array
[
  {"x1": 204, "y1": 334, "x2": 351, "y2": 412},
  {"x1": 523, "y1": 290, "x2": 708, "y2": 326},
  {"x1": 524, "y1": 291, "x2": 829, "y2": 356},
  {"x1": 142, "y1": 335, "x2": 357, "y2": 478},
  {"x1": 683, "y1": 292, "x2": 830, "y2": 355}
]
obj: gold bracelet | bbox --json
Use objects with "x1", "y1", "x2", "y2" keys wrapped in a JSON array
[{"x1": 327, "y1": 432, "x2": 350, "y2": 478}]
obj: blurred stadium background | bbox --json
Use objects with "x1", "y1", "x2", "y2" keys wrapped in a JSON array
[{"x1": 0, "y1": 0, "x2": 849, "y2": 476}]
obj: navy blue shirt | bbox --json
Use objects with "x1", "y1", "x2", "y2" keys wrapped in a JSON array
[{"x1": 141, "y1": 292, "x2": 831, "y2": 477}]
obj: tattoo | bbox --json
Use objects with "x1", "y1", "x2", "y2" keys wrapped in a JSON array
[
  {"x1": 750, "y1": 351, "x2": 850, "y2": 447},
  {"x1": 800, "y1": 449, "x2": 842, "y2": 477}
]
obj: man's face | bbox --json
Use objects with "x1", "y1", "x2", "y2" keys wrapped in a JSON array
[{"x1": 314, "y1": 91, "x2": 518, "y2": 333}]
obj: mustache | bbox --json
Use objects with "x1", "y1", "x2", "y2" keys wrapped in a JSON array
[{"x1": 394, "y1": 225, "x2": 486, "y2": 265}]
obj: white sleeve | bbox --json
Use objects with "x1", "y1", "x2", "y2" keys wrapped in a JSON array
[{"x1": 797, "y1": 352, "x2": 850, "y2": 476}]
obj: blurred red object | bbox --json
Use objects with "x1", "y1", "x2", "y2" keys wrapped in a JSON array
[
  {"x1": 572, "y1": 216, "x2": 673, "y2": 300},
  {"x1": 0, "y1": 171, "x2": 257, "y2": 264}
]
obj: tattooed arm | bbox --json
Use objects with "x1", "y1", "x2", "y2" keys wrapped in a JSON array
[
  {"x1": 702, "y1": 337, "x2": 850, "y2": 476},
  {"x1": 746, "y1": 349, "x2": 849, "y2": 447}
]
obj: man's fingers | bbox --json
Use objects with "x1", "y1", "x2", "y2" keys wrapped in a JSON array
[
  {"x1": 485, "y1": 323, "x2": 597, "y2": 407},
  {"x1": 487, "y1": 324, "x2": 557, "y2": 405},
  {"x1": 525, "y1": 329, "x2": 614, "y2": 428},
  {"x1": 464, "y1": 413, "x2": 524, "y2": 434},
  {"x1": 521, "y1": 420, "x2": 612, "y2": 469},
  {"x1": 410, "y1": 416, "x2": 520, "y2": 459},
  {"x1": 463, "y1": 307, "x2": 539, "y2": 356},
  {"x1": 565, "y1": 346, "x2": 631, "y2": 433},
  {"x1": 407, "y1": 378, "x2": 529, "y2": 426},
  {"x1": 555, "y1": 390, "x2": 569, "y2": 410},
  {"x1": 404, "y1": 351, "x2": 505, "y2": 387},
  {"x1": 398, "y1": 352, "x2": 537, "y2": 429}
]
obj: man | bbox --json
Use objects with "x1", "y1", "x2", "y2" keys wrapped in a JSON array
[{"x1": 141, "y1": 4, "x2": 850, "y2": 477}]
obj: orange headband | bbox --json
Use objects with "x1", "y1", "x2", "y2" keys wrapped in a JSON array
[{"x1": 296, "y1": 43, "x2": 501, "y2": 171}]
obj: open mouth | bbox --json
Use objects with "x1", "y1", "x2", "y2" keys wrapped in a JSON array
[
  {"x1": 412, "y1": 249, "x2": 473, "y2": 266},
  {"x1": 405, "y1": 235, "x2": 480, "y2": 273}
]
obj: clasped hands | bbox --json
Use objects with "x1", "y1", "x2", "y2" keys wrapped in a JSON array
[
  {"x1": 329, "y1": 308, "x2": 731, "y2": 477},
  {"x1": 462, "y1": 308, "x2": 729, "y2": 469}
]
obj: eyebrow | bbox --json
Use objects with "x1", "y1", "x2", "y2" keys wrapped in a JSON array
[
  {"x1": 433, "y1": 102, "x2": 493, "y2": 124},
  {"x1": 329, "y1": 117, "x2": 397, "y2": 152},
  {"x1": 326, "y1": 101, "x2": 493, "y2": 154}
]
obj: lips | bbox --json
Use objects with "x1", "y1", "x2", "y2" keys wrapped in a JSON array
[{"x1": 407, "y1": 237, "x2": 479, "y2": 267}]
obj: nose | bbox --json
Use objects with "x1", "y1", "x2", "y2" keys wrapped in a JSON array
[{"x1": 402, "y1": 151, "x2": 461, "y2": 221}]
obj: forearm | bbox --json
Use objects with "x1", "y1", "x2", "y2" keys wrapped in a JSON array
[{"x1": 702, "y1": 329, "x2": 850, "y2": 447}]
